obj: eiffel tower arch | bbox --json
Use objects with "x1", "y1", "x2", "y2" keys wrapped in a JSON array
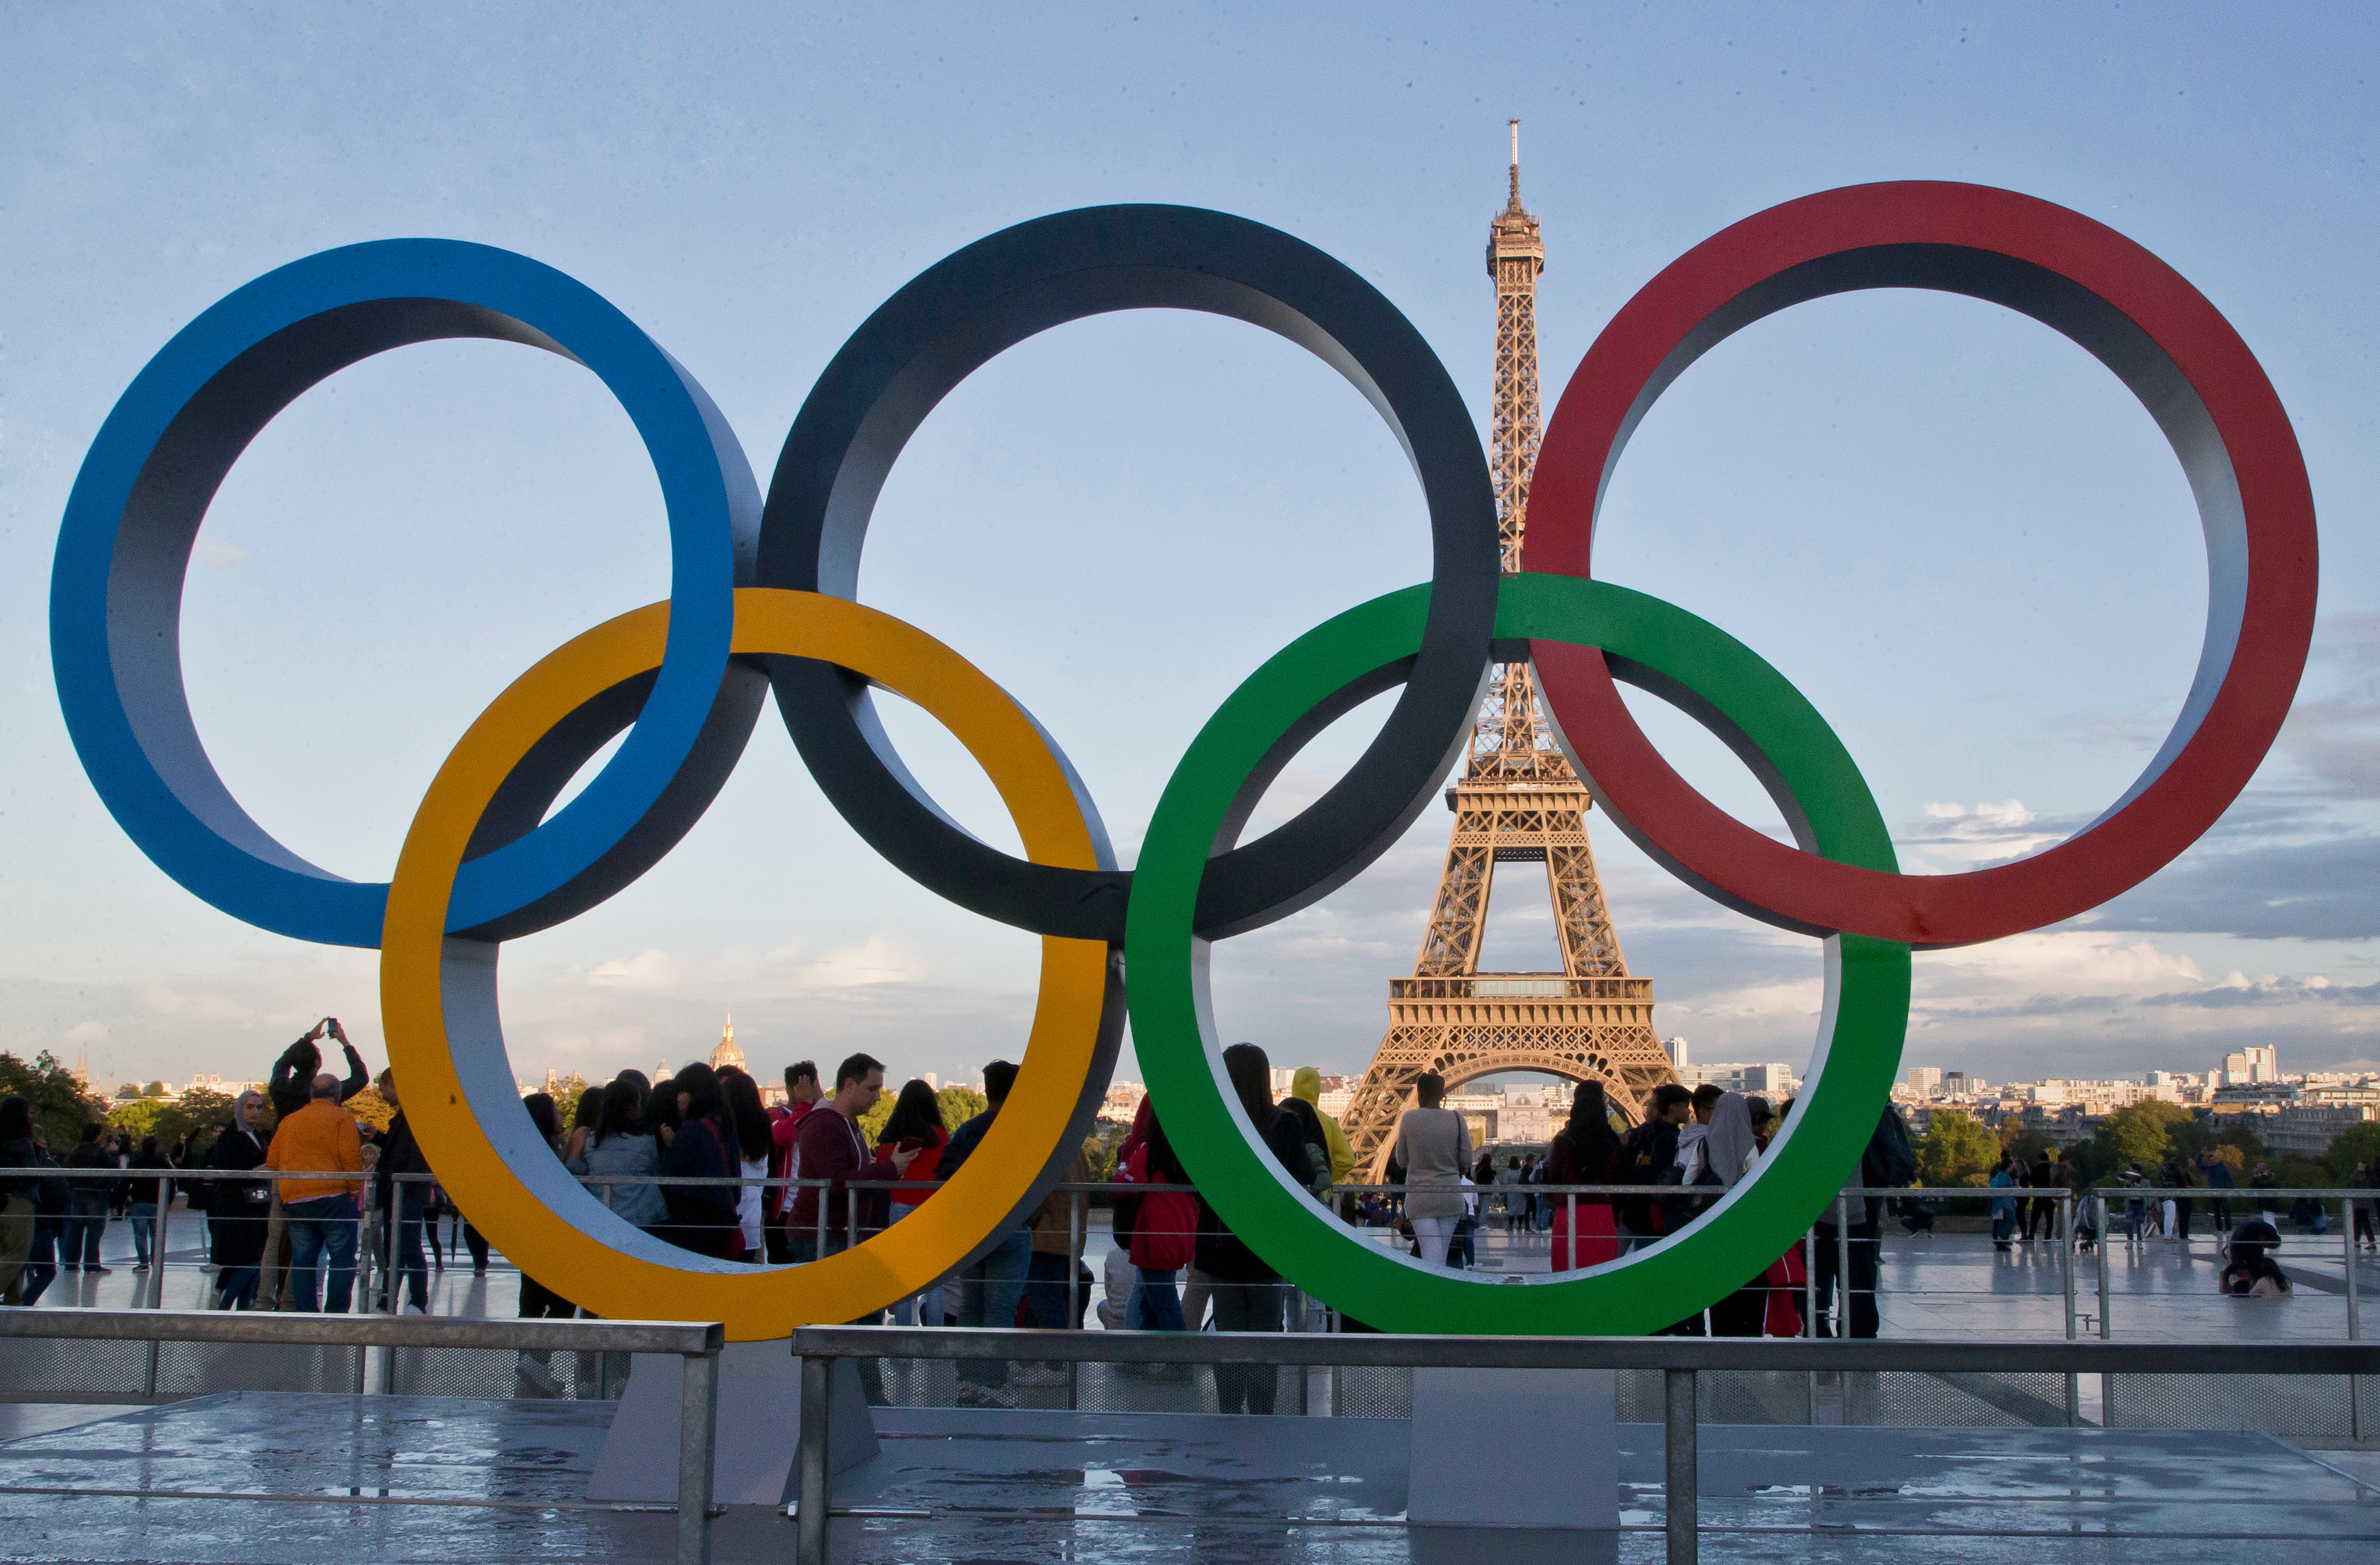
[{"x1": 1342, "y1": 123, "x2": 1680, "y2": 1178}]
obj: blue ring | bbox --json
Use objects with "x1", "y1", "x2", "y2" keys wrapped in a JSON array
[{"x1": 50, "y1": 240, "x2": 756, "y2": 947}]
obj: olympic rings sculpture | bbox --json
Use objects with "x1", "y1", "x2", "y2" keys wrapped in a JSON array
[{"x1": 51, "y1": 183, "x2": 2315, "y2": 1339}]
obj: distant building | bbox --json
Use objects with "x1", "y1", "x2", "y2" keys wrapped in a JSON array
[
  {"x1": 2216, "y1": 1046, "x2": 2279, "y2": 1087},
  {"x1": 1685, "y1": 1061, "x2": 1799, "y2": 1097},
  {"x1": 2264, "y1": 1104, "x2": 2379, "y2": 1157},
  {"x1": 711, "y1": 1015, "x2": 746, "y2": 1074},
  {"x1": 1665, "y1": 1037, "x2": 1690, "y2": 1070},
  {"x1": 1099, "y1": 1081, "x2": 1147, "y2": 1124},
  {"x1": 1906, "y1": 1066, "x2": 1944, "y2": 1096}
]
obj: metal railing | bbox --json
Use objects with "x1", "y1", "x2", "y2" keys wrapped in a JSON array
[
  {"x1": 0, "y1": 1307, "x2": 725, "y2": 1565},
  {"x1": 785, "y1": 1325, "x2": 2380, "y2": 1565}
]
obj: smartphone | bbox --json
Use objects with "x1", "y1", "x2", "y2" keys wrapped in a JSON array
[{"x1": 898, "y1": 1136, "x2": 926, "y2": 1154}]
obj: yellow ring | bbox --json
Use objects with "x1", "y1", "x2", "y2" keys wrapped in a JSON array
[{"x1": 380, "y1": 588, "x2": 1112, "y2": 1340}]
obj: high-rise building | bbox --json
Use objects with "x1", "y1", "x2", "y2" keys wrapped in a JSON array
[{"x1": 1906, "y1": 1066, "x2": 1944, "y2": 1096}]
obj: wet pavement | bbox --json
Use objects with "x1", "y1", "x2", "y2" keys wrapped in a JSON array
[{"x1": 1, "y1": 1393, "x2": 2376, "y2": 1563}]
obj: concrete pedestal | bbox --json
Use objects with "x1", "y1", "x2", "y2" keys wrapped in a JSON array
[
  {"x1": 1404, "y1": 1366, "x2": 1618, "y2": 1530},
  {"x1": 583, "y1": 1340, "x2": 877, "y2": 1506}
]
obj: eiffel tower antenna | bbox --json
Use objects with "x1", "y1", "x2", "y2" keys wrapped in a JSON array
[{"x1": 1341, "y1": 124, "x2": 1680, "y2": 1176}]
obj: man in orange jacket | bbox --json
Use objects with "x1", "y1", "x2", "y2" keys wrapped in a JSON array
[{"x1": 266, "y1": 1072, "x2": 364, "y2": 1313}]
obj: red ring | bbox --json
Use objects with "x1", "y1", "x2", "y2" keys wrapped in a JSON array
[{"x1": 1523, "y1": 181, "x2": 2317, "y2": 948}]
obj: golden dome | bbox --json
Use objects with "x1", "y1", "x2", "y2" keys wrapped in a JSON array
[{"x1": 710, "y1": 1013, "x2": 746, "y2": 1072}]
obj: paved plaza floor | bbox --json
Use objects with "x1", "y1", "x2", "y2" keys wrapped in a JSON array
[
  {"x1": 0, "y1": 1393, "x2": 2375, "y2": 1563},
  {"x1": 9, "y1": 1207, "x2": 2375, "y2": 1560}
]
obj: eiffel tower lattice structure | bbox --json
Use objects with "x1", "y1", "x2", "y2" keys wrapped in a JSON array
[{"x1": 1341, "y1": 123, "x2": 1681, "y2": 1178}]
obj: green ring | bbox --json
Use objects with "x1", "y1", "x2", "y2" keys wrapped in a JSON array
[{"x1": 1124, "y1": 572, "x2": 1911, "y2": 1333}]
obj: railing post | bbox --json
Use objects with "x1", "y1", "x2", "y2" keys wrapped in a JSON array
[
  {"x1": 1834, "y1": 1193, "x2": 1851, "y2": 1340},
  {"x1": 1664, "y1": 1366, "x2": 1697, "y2": 1565},
  {"x1": 1803, "y1": 1225, "x2": 1818, "y2": 1424},
  {"x1": 2346, "y1": 1208, "x2": 2361, "y2": 1443},
  {"x1": 1066, "y1": 1189, "x2": 1083, "y2": 1413},
  {"x1": 677, "y1": 1338, "x2": 719, "y2": 1565},
  {"x1": 2099, "y1": 1188, "x2": 2117, "y2": 1426},
  {"x1": 149, "y1": 1175, "x2": 172, "y2": 1313},
  {"x1": 379, "y1": 1175, "x2": 404, "y2": 1394},
  {"x1": 2061, "y1": 1192, "x2": 2079, "y2": 1426},
  {"x1": 795, "y1": 1350, "x2": 829, "y2": 1565}
]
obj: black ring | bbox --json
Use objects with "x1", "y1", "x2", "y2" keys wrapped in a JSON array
[{"x1": 757, "y1": 205, "x2": 1498, "y2": 940}]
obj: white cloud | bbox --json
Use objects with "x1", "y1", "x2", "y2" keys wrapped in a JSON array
[
  {"x1": 1917, "y1": 930, "x2": 2205, "y2": 999},
  {"x1": 62, "y1": 1020, "x2": 109, "y2": 1045},
  {"x1": 803, "y1": 932, "x2": 928, "y2": 989},
  {"x1": 196, "y1": 539, "x2": 248, "y2": 569},
  {"x1": 1903, "y1": 799, "x2": 2065, "y2": 870},
  {"x1": 588, "y1": 948, "x2": 683, "y2": 991}
]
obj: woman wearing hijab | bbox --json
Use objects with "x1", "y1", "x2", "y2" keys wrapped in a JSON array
[
  {"x1": 1547, "y1": 1083, "x2": 1621, "y2": 1272},
  {"x1": 1689, "y1": 1092, "x2": 1773, "y2": 1337}
]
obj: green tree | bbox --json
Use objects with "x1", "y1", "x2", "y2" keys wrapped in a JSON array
[
  {"x1": 0, "y1": 1050, "x2": 113, "y2": 1149},
  {"x1": 142, "y1": 1081, "x2": 169, "y2": 1098},
  {"x1": 936, "y1": 1085, "x2": 989, "y2": 1130},
  {"x1": 114, "y1": 1082, "x2": 142, "y2": 1101},
  {"x1": 553, "y1": 1077, "x2": 590, "y2": 1133},
  {"x1": 2326, "y1": 1120, "x2": 2380, "y2": 1181},
  {"x1": 1917, "y1": 1108, "x2": 1999, "y2": 1188},
  {"x1": 2095, "y1": 1100, "x2": 2189, "y2": 1174},
  {"x1": 107, "y1": 1086, "x2": 239, "y2": 1155}
]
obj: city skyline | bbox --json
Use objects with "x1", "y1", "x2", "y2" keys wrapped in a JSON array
[{"x1": 4, "y1": 8, "x2": 2377, "y2": 1099}]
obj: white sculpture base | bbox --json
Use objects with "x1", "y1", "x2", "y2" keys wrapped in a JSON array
[
  {"x1": 1404, "y1": 1366, "x2": 1619, "y2": 1529},
  {"x1": 584, "y1": 1340, "x2": 878, "y2": 1506}
]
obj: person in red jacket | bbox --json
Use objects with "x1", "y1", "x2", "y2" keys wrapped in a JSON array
[{"x1": 872, "y1": 1079, "x2": 949, "y2": 1323}]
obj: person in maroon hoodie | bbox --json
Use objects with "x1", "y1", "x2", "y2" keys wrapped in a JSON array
[{"x1": 788, "y1": 1054, "x2": 915, "y2": 1260}]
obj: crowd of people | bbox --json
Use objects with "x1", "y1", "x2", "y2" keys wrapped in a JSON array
[{"x1": 11, "y1": 1020, "x2": 2362, "y2": 1362}]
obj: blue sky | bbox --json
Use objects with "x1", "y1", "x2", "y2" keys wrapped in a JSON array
[{"x1": 2, "y1": 3, "x2": 2374, "y2": 1096}]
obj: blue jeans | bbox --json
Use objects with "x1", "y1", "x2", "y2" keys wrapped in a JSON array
[
  {"x1": 63, "y1": 1198, "x2": 107, "y2": 1267},
  {"x1": 887, "y1": 1205, "x2": 944, "y2": 1326},
  {"x1": 130, "y1": 1203, "x2": 157, "y2": 1267},
  {"x1": 1024, "y1": 1250, "x2": 1077, "y2": 1330},
  {"x1": 21, "y1": 1215, "x2": 59, "y2": 1305},
  {"x1": 283, "y1": 1195, "x2": 360, "y2": 1313},
  {"x1": 1136, "y1": 1267, "x2": 1186, "y2": 1331},
  {"x1": 958, "y1": 1227, "x2": 1033, "y2": 1389},
  {"x1": 217, "y1": 1262, "x2": 260, "y2": 1310}
]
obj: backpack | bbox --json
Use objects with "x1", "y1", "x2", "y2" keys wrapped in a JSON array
[
  {"x1": 1614, "y1": 1122, "x2": 1674, "y2": 1234},
  {"x1": 1861, "y1": 1106, "x2": 1918, "y2": 1191}
]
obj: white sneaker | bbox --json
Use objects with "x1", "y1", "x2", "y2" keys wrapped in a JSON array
[{"x1": 401, "y1": 1304, "x2": 426, "y2": 1316}]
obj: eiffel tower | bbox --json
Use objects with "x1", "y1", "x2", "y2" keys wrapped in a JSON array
[{"x1": 1341, "y1": 123, "x2": 1679, "y2": 1177}]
